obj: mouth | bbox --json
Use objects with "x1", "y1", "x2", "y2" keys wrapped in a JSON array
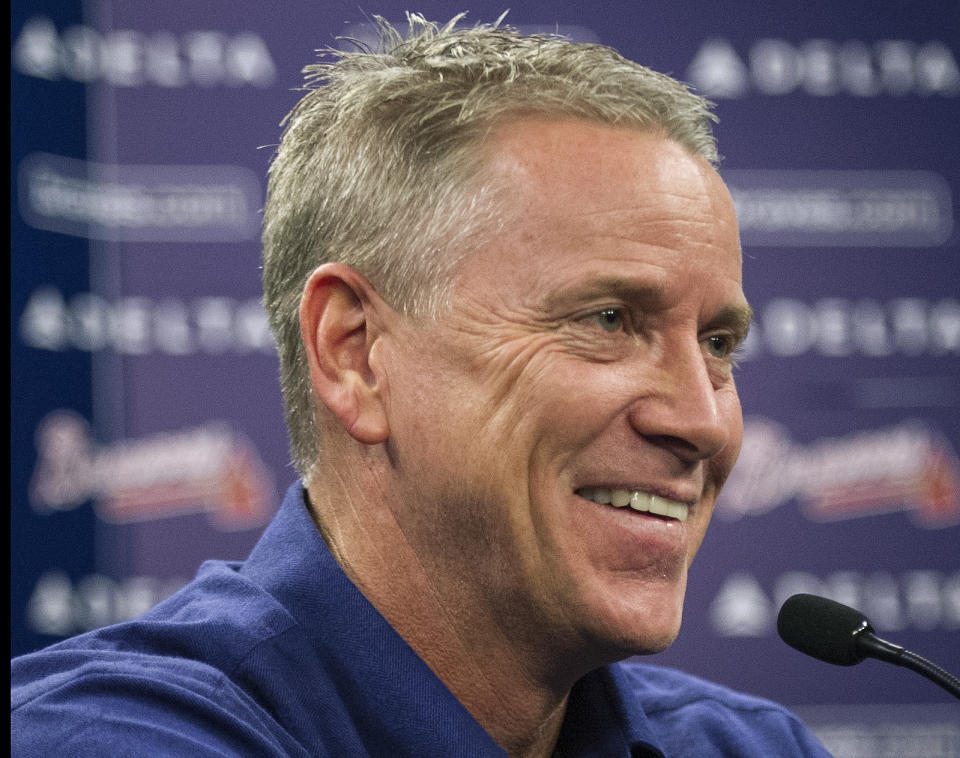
[{"x1": 574, "y1": 487, "x2": 689, "y2": 523}]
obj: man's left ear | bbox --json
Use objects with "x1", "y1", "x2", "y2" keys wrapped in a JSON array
[{"x1": 299, "y1": 263, "x2": 390, "y2": 445}]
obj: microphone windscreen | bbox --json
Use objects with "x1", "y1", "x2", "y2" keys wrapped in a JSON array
[{"x1": 777, "y1": 593, "x2": 871, "y2": 666}]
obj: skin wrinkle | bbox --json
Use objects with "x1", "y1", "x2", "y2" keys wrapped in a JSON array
[
  {"x1": 316, "y1": 406, "x2": 511, "y2": 716},
  {"x1": 437, "y1": 293, "x2": 567, "y2": 418},
  {"x1": 569, "y1": 203, "x2": 726, "y2": 226},
  {"x1": 381, "y1": 415, "x2": 565, "y2": 746},
  {"x1": 519, "y1": 268, "x2": 750, "y2": 377},
  {"x1": 384, "y1": 305, "x2": 598, "y2": 698}
]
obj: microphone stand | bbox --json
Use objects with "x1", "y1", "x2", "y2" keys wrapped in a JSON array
[{"x1": 856, "y1": 631, "x2": 960, "y2": 701}]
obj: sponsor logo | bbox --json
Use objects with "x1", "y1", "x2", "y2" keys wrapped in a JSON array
[
  {"x1": 688, "y1": 37, "x2": 960, "y2": 98},
  {"x1": 26, "y1": 570, "x2": 187, "y2": 637},
  {"x1": 800, "y1": 706, "x2": 960, "y2": 758},
  {"x1": 18, "y1": 287, "x2": 274, "y2": 356},
  {"x1": 18, "y1": 153, "x2": 262, "y2": 242},
  {"x1": 710, "y1": 569, "x2": 960, "y2": 637},
  {"x1": 723, "y1": 170, "x2": 953, "y2": 248},
  {"x1": 12, "y1": 16, "x2": 276, "y2": 87},
  {"x1": 30, "y1": 410, "x2": 275, "y2": 530},
  {"x1": 739, "y1": 296, "x2": 960, "y2": 361},
  {"x1": 719, "y1": 417, "x2": 960, "y2": 528}
]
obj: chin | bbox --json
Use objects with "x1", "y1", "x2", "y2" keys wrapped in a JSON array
[
  {"x1": 584, "y1": 598, "x2": 684, "y2": 663},
  {"x1": 631, "y1": 628, "x2": 680, "y2": 656},
  {"x1": 577, "y1": 626, "x2": 679, "y2": 672},
  {"x1": 618, "y1": 620, "x2": 681, "y2": 657}
]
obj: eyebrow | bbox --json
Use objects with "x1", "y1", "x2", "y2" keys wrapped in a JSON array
[
  {"x1": 542, "y1": 276, "x2": 668, "y2": 312},
  {"x1": 706, "y1": 303, "x2": 755, "y2": 341}
]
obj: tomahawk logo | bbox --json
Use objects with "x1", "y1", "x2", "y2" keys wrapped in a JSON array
[
  {"x1": 719, "y1": 417, "x2": 960, "y2": 528},
  {"x1": 29, "y1": 410, "x2": 274, "y2": 530}
]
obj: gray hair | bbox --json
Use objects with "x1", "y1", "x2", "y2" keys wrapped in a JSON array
[{"x1": 261, "y1": 13, "x2": 719, "y2": 482}]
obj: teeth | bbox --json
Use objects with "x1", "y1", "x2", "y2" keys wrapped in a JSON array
[
  {"x1": 593, "y1": 488, "x2": 612, "y2": 505},
  {"x1": 578, "y1": 488, "x2": 688, "y2": 522}
]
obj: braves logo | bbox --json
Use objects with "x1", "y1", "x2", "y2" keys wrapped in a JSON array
[
  {"x1": 719, "y1": 417, "x2": 960, "y2": 528},
  {"x1": 29, "y1": 410, "x2": 274, "y2": 530}
]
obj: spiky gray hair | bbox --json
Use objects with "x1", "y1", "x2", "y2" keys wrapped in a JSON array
[{"x1": 262, "y1": 13, "x2": 718, "y2": 482}]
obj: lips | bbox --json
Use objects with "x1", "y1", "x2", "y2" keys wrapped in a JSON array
[{"x1": 574, "y1": 487, "x2": 689, "y2": 522}]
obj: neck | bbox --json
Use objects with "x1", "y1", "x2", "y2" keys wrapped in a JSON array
[{"x1": 306, "y1": 472, "x2": 578, "y2": 758}]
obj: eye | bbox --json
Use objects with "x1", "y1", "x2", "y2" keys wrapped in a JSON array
[
  {"x1": 591, "y1": 308, "x2": 625, "y2": 333},
  {"x1": 703, "y1": 333, "x2": 736, "y2": 359}
]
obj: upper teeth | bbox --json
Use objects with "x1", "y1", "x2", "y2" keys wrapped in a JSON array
[{"x1": 577, "y1": 488, "x2": 689, "y2": 522}]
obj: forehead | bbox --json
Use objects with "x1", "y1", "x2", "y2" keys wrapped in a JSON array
[
  {"x1": 461, "y1": 118, "x2": 743, "y2": 298},
  {"x1": 488, "y1": 118, "x2": 734, "y2": 228}
]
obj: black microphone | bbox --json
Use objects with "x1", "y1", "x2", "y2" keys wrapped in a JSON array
[{"x1": 777, "y1": 593, "x2": 960, "y2": 701}]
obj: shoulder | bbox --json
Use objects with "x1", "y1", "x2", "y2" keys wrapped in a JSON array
[
  {"x1": 14, "y1": 559, "x2": 296, "y2": 680},
  {"x1": 12, "y1": 650, "x2": 299, "y2": 757},
  {"x1": 11, "y1": 561, "x2": 307, "y2": 757},
  {"x1": 610, "y1": 661, "x2": 832, "y2": 757}
]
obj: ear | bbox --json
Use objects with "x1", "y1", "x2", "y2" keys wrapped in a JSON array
[{"x1": 299, "y1": 263, "x2": 390, "y2": 445}]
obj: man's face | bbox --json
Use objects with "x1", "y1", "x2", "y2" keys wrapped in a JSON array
[{"x1": 380, "y1": 119, "x2": 749, "y2": 668}]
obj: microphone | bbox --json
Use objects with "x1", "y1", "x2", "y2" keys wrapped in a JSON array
[{"x1": 777, "y1": 593, "x2": 960, "y2": 701}]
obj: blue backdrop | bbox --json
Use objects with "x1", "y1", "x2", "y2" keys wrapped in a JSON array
[{"x1": 11, "y1": 2, "x2": 960, "y2": 755}]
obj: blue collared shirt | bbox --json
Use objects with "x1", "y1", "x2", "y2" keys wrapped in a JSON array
[{"x1": 12, "y1": 482, "x2": 831, "y2": 757}]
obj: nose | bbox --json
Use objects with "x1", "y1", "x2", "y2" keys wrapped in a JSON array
[{"x1": 627, "y1": 337, "x2": 733, "y2": 463}]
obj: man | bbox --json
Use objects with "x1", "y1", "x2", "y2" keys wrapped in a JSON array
[{"x1": 12, "y1": 15, "x2": 832, "y2": 757}]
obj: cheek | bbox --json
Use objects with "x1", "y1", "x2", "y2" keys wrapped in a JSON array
[
  {"x1": 716, "y1": 386, "x2": 744, "y2": 482},
  {"x1": 688, "y1": 389, "x2": 742, "y2": 562},
  {"x1": 465, "y1": 343, "x2": 582, "y2": 443},
  {"x1": 507, "y1": 362, "x2": 623, "y2": 461}
]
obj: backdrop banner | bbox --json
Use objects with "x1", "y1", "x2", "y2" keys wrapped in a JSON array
[{"x1": 12, "y1": 3, "x2": 960, "y2": 755}]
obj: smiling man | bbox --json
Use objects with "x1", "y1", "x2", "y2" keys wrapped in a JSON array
[{"x1": 12, "y1": 14, "x2": 830, "y2": 758}]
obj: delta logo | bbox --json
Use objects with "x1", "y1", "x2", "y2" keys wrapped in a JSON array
[
  {"x1": 718, "y1": 417, "x2": 960, "y2": 528},
  {"x1": 29, "y1": 410, "x2": 275, "y2": 530}
]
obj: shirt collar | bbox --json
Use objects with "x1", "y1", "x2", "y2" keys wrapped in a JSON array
[{"x1": 555, "y1": 665, "x2": 666, "y2": 758}]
